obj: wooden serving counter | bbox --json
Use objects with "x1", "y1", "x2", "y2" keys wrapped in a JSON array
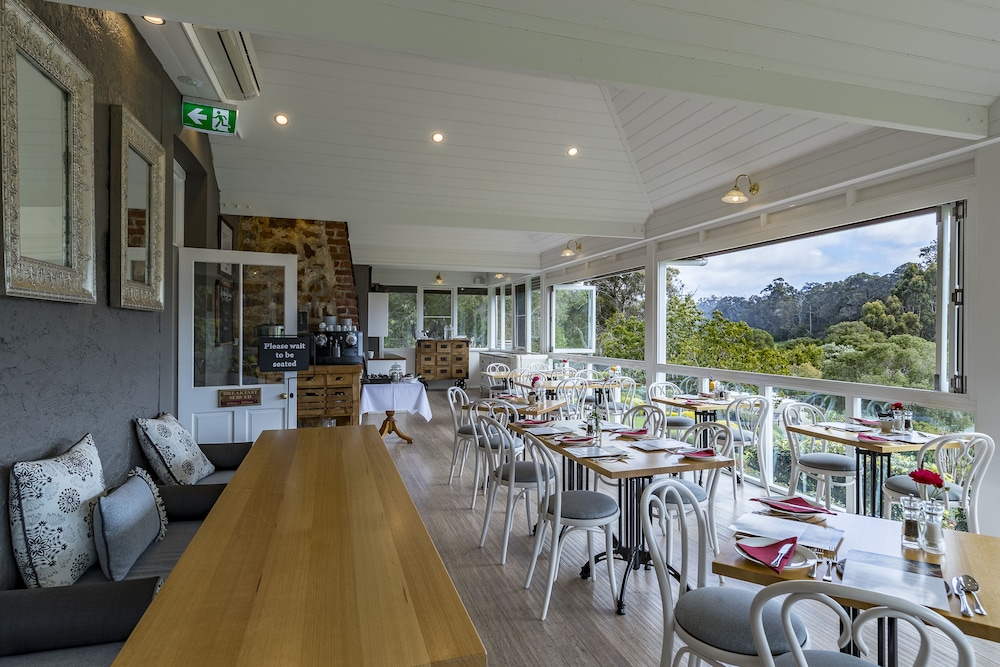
[{"x1": 114, "y1": 426, "x2": 487, "y2": 666}]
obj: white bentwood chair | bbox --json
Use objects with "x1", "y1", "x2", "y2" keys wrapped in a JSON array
[
  {"x1": 555, "y1": 377, "x2": 588, "y2": 420},
  {"x1": 446, "y1": 385, "x2": 476, "y2": 484},
  {"x1": 750, "y1": 579, "x2": 975, "y2": 667},
  {"x1": 622, "y1": 404, "x2": 666, "y2": 438},
  {"x1": 482, "y1": 362, "x2": 510, "y2": 398},
  {"x1": 642, "y1": 478, "x2": 807, "y2": 667},
  {"x1": 725, "y1": 395, "x2": 772, "y2": 497},
  {"x1": 468, "y1": 399, "x2": 522, "y2": 509},
  {"x1": 782, "y1": 402, "x2": 857, "y2": 511},
  {"x1": 522, "y1": 432, "x2": 619, "y2": 621},
  {"x1": 647, "y1": 381, "x2": 695, "y2": 438},
  {"x1": 881, "y1": 432, "x2": 995, "y2": 532}
]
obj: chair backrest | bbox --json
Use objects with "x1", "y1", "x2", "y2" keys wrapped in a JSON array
[
  {"x1": 749, "y1": 579, "x2": 976, "y2": 667},
  {"x1": 781, "y1": 401, "x2": 828, "y2": 460},
  {"x1": 725, "y1": 395, "x2": 769, "y2": 444},
  {"x1": 914, "y1": 432, "x2": 995, "y2": 533},
  {"x1": 640, "y1": 478, "x2": 714, "y2": 667},
  {"x1": 447, "y1": 385, "x2": 471, "y2": 431},
  {"x1": 556, "y1": 377, "x2": 588, "y2": 419},
  {"x1": 617, "y1": 377, "x2": 637, "y2": 406},
  {"x1": 469, "y1": 399, "x2": 520, "y2": 427},
  {"x1": 622, "y1": 404, "x2": 666, "y2": 437},
  {"x1": 522, "y1": 432, "x2": 563, "y2": 519},
  {"x1": 473, "y1": 413, "x2": 520, "y2": 474},
  {"x1": 526, "y1": 362, "x2": 549, "y2": 371},
  {"x1": 575, "y1": 369, "x2": 601, "y2": 379},
  {"x1": 679, "y1": 422, "x2": 733, "y2": 495},
  {"x1": 648, "y1": 381, "x2": 682, "y2": 400},
  {"x1": 485, "y1": 362, "x2": 510, "y2": 374}
]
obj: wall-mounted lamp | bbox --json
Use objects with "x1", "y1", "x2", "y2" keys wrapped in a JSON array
[
  {"x1": 721, "y1": 174, "x2": 759, "y2": 203},
  {"x1": 561, "y1": 240, "x2": 582, "y2": 257},
  {"x1": 495, "y1": 273, "x2": 504, "y2": 279},
  {"x1": 435, "y1": 273, "x2": 444, "y2": 284}
]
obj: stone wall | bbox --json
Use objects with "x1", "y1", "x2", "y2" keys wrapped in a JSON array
[{"x1": 238, "y1": 217, "x2": 359, "y2": 329}]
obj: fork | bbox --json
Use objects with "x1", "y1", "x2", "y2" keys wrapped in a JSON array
[{"x1": 822, "y1": 555, "x2": 834, "y2": 582}]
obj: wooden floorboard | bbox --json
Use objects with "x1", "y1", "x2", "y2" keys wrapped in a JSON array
[{"x1": 360, "y1": 387, "x2": 998, "y2": 666}]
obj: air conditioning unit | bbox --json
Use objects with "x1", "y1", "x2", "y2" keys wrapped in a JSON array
[{"x1": 192, "y1": 26, "x2": 261, "y2": 101}]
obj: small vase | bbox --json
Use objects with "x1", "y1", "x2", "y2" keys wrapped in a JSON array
[
  {"x1": 900, "y1": 495, "x2": 923, "y2": 550},
  {"x1": 921, "y1": 499, "x2": 946, "y2": 555}
]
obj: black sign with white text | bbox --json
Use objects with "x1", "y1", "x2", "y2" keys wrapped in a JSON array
[{"x1": 258, "y1": 336, "x2": 310, "y2": 371}]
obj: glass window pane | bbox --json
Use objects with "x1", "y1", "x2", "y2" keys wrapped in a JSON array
[
  {"x1": 530, "y1": 282, "x2": 541, "y2": 352},
  {"x1": 552, "y1": 284, "x2": 595, "y2": 352},
  {"x1": 457, "y1": 288, "x2": 487, "y2": 348},
  {"x1": 242, "y1": 264, "x2": 286, "y2": 385},
  {"x1": 386, "y1": 292, "x2": 417, "y2": 348},
  {"x1": 193, "y1": 262, "x2": 238, "y2": 387},
  {"x1": 422, "y1": 289, "x2": 452, "y2": 339},
  {"x1": 514, "y1": 283, "x2": 526, "y2": 348}
]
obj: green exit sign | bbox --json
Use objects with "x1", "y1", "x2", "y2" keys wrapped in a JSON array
[{"x1": 182, "y1": 99, "x2": 237, "y2": 135}]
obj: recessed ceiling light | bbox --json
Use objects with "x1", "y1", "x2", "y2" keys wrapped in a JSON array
[
  {"x1": 142, "y1": 16, "x2": 165, "y2": 25},
  {"x1": 567, "y1": 146, "x2": 579, "y2": 157},
  {"x1": 176, "y1": 75, "x2": 203, "y2": 88},
  {"x1": 274, "y1": 113, "x2": 289, "y2": 127},
  {"x1": 431, "y1": 132, "x2": 445, "y2": 143}
]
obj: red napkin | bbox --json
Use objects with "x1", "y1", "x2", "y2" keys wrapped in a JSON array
[
  {"x1": 753, "y1": 496, "x2": 834, "y2": 515},
  {"x1": 852, "y1": 417, "x2": 879, "y2": 427},
  {"x1": 680, "y1": 448, "x2": 716, "y2": 458},
  {"x1": 858, "y1": 433, "x2": 889, "y2": 442},
  {"x1": 496, "y1": 394, "x2": 517, "y2": 399},
  {"x1": 618, "y1": 429, "x2": 648, "y2": 436},
  {"x1": 559, "y1": 436, "x2": 595, "y2": 443},
  {"x1": 520, "y1": 419, "x2": 548, "y2": 425},
  {"x1": 738, "y1": 537, "x2": 798, "y2": 573}
]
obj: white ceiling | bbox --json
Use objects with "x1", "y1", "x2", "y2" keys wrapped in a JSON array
[{"x1": 68, "y1": 0, "x2": 1000, "y2": 273}]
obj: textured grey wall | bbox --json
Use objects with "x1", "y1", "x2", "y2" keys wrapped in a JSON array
[{"x1": 0, "y1": 1, "x2": 217, "y2": 589}]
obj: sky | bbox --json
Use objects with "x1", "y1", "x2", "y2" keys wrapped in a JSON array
[{"x1": 672, "y1": 212, "x2": 938, "y2": 300}]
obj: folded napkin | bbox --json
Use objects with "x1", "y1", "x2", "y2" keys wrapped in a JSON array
[
  {"x1": 519, "y1": 419, "x2": 548, "y2": 425},
  {"x1": 858, "y1": 433, "x2": 889, "y2": 442},
  {"x1": 618, "y1": 429, "x2": 648, "y2": 437},
  {"x1": 753, "y1": 496, "x2": 834, "y2": 515},
  {"x1": 738, "y1": 537, "x2": 799, "y2": 573},
  {"x1": 679, "y1": 448, "x2": 716, "y2": 458},
  {"x1": 558, "y1": 436, "x2": 596, "y2": 443},
  {"x1": 851, "y1": 417, "x2": 880, "y2": 427},
  {"x1": 496, "y1": 394, "x2": 517, "y2": 399}
]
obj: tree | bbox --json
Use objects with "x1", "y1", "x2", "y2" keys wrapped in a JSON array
[
  {"x1": 664, "y1": 293, "x2": 703, "y2": 365},
  {"x1": 692, "y1": 312, "x2": 790, "y2": 374},
  {"x1": 597, "y1": 311, "x2": 644, "y2": 360}
]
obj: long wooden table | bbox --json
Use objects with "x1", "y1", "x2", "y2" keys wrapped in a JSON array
[
  {"x1": 114, "y1": 426, "x2": 487, "y2": 666},
  {"x1": 510, "y1": 420, "x2": 734, "y2": 615},
  {"x1": 714, "y1": 510, "x2": 1000, "y2": 644}
]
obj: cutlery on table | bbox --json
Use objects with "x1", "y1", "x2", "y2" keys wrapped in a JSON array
[
  {"x1": 953, "y1": 576, "x2": 974, "y2": 617},
  {"x1": 961, "y1": 574, "x2": 987, "y2": 615},
  {"x1": 822, "y1": 557, "x2": 834, "y2": 582},
  {"x1": 807, "y1": 559, "x2": 818, "y2": 578},
  {"x1": 769, "y1": 543, "x2": 793, "y2": 568}
]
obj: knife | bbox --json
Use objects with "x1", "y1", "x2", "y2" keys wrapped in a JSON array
[
  {"x1": 954, "y1": 576, "x2": 974, "y2": 617},
  {"x1": 769, "y1": 543, "x2": 793, "y2": 568}
]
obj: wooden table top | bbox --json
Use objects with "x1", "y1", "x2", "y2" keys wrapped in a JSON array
[
  {"x1": 650, "y1": 395, "x2": 731, "y2": 414},
  {"x1": 114, "y1": 426, "x2": 487, "y2": 667},
  {"x1": 509, "y1": 420, "x2": 734, "y2": 480},
  {"x1": 465, "y1": 398, "x2": 566, "y2": 417},
  {"x1": 713, "y1": 510, "x2": 1000, "y2": 643},
  {"x1": 785, "y1": 422, "x2": 930, "y2": 455}
]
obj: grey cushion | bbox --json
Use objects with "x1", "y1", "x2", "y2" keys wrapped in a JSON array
[
  {"x1": 665, "y1": 416, "x2": 695, "y2": 428},
  {"x1": 496, "y1": 461, "x2": 554, "y2": 484},
  {"x1": 660, "y1": 478, "x2": 707, "y2": 504},
  {"x1": 774, "y1": 650, "x2": 869, "y2": 666},
  {"x1": 8, "y1": 434, "x2": 106, "y2": 588},
  {"x1": 93, "y1": 469, "x2": 167, "y2": 581},
  {"x1": 0, "y1": 576, "x2": 159, "y2": 657},
  {"x1": 675, "y1": 587, "x2": 807, "y2": 656},
  {"x1": 0, "y1": 642, "x2": 125, "y2": 666},
  {"x1": 883, "y1": 475, "x2": 962, "y2": 501},
  {"x1": 731, "y1": 428, "x2": 755, "y2": 442},
  {"x1": 134, "y1": 413, "x2": 215, "y2": 485},
  {"x1": 799, "y1": 452, "x2": 856, "y2": 472},
  {"x1": 196, "y1": 469, "x2": 236, "y2": 485},
  {"x1": 549, "y1": 490, "x2": 618, "y2": 520},
  {"x1": 458, "y1": 424, "x2": 476, "y2": 436}
]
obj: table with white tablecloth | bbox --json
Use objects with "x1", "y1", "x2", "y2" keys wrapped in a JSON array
[{"x1": 360, "y1": 381, "x2": 432, "y2": 442}]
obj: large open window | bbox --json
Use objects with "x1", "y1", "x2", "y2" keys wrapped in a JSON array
[
  {"x1": 385, "y1": 287, "x2": 417, "y2": 348},
  {"x1": 457, "y1": 287, "x2": 488, "y2": 348},
  {"x1": 663, "y1": 204, "x2": 964, "y2": 392},
  {"x1": 552, "y1": 283, "x2": 596, "y2": 353}
]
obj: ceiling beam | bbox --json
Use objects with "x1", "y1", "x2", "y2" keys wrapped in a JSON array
[{"x1": 69, "y1": 0, "x2": 987, "y2": 139}]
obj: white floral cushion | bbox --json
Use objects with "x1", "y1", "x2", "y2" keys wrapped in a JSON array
[
  {"x1": 93, "y1": 468, "x2": 167, "y2": 581},
  {"x1": 8, "y1": 434, "x2": 106, "y2": 588},
  {"x1": 135, "y1": 413, "x2": 215, "y2": 485}
]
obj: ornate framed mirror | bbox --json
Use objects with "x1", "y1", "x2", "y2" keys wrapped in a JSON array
[
  {"x1": 111, "y1": 106, "x2": 165, "y2": 311},
  {"x1": 0, "y1": 0, "x2": 96, "y2": 303}
]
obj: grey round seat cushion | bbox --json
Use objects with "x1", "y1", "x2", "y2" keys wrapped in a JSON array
[
  {"x1": 548, "y1": 490, "x2": 618, "y2": 520},
  {"x1": 665, "y1": 415, "x2": 695, "y2": 428},
  {"x1": 659, "y1": 478, "x2": 707, "y2": 504},
  {"x1": 496, "y1": 461, "x2": 554, "y2": 484},
  {"x1": 883, "y1": 474, "x2": 962, "y2": 501},
  {"x1": 799, "y1": 452, "x2": 856, "y2": 472},
  {"x1": 675, "y1": 587, "x2": 807, "y2": 656},
  {"x1": 774, "y1": 650, "x2": 869, "y2": 666}
]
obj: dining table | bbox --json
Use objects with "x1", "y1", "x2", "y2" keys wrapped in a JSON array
[
  {"x1": 714, "y1": 507, "x2": 1000, "y2": 665},
  {"x1": 650, "y1": 394, "x2": 732, "y2": 423},
  {"x1": 360, "y1": 380, "x2": 432, "y2": 443},
  {"x1": 509, "y1": 420, "x2": 734, "y2": 615},
  {"x1": 466, "y1": 396, "x2": 567, "y2": 419},
  {"x1": 784, "y1": 421, "x2": 932, "y2": 517}
]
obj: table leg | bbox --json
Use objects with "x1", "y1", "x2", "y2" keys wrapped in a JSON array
[
  {"x1": 378, "y1": 410, "x2": 413, "y2": 443},
  {"x1": 856, "y1": 450, "x2": 891, "y2": 516}
]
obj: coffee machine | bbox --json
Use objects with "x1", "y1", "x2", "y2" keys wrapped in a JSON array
[{"x1": 313, "y1": 329, "x2": 364, "y2": 365}]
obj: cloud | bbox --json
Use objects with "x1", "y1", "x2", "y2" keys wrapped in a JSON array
[{"x1": 674, "y1": 213, "x2": 936, "y2": 298}]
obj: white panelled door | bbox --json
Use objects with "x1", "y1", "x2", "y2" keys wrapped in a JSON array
[{"x1": 177, "y1": 248, "x2": 298, "y2": 443}]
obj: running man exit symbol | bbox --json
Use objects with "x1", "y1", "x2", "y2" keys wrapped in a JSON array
[{"x1": 181, "y1": 99, "x2": 237, "y2": 135}]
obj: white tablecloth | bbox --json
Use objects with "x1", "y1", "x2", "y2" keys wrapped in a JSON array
[{"x1": 360, "y1": 382, "x2": 432, "y2": 422}]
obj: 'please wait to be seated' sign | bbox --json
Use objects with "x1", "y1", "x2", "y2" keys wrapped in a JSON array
[{"x1": 258, "y1": 336, "x2": 310, "y2": 372}]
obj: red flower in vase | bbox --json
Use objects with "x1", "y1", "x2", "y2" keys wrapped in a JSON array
[
  {"x1": 891, "y1": 401, "x2": 905, "y2": 411},
  {"x1": 909, "y1": 468, "x2": 945, "y2": 499}
]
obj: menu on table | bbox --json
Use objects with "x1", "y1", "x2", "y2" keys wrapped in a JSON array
[
  {"x1": 626, "y1": 438, "x2": 687, "y2": 452},
  {"x1": 562, "y1": 445, "x2": 630, "y2": 458},
  {"x1": 524, "y1": 425, "x2": 576, "y2": 436},
  {"x1": 840, "y1": 549, "x2": 949, "y2": 610},
  {"x1": 730, "y1": 513, "x2": 844, "y2": 555}
]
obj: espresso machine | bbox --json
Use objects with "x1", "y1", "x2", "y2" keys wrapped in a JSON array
[{"x1": 313, "y1": 329, "x2": 364, "y2": 365}]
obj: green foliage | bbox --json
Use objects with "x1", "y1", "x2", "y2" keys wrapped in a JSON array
[
  {"x1": 597, "y1": 311, "x2": 644, "y2": 360},
  {"x1": 693, "y1": 312, "x2": 790, "y2": 374}
]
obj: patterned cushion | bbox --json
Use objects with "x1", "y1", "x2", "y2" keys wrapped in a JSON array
[
  {"x1": 93, "y1": 468, "x2": 167, "y2": 581},
  {"x1": 8, "y1": 434, "x2": 106, "y2": 588},
  {"x1": 135, "y1": 413, "x2": 215, "y2": 485}
]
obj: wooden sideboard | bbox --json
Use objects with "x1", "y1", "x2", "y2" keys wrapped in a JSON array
[
  {"x1": 416, "y1": 339, "x2": 469, "y2": 384},
  {"x1": 297, "y1": 364, "x2": 361, "y2": 425}
]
